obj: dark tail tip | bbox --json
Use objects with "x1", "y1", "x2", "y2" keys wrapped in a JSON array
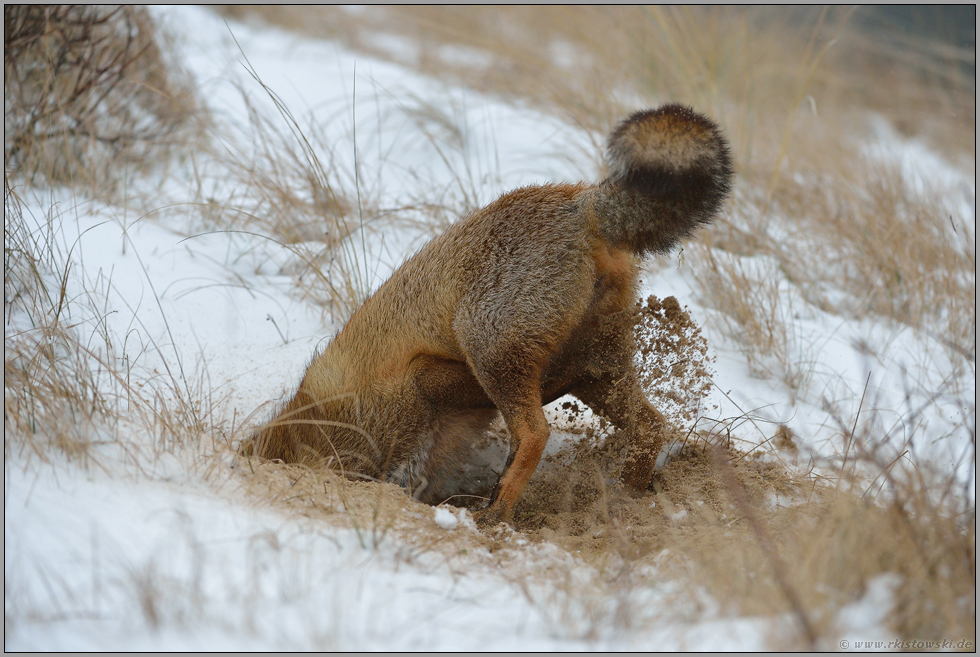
[{"x1": 606, "y1": 104, "x2": 733, "y2": 223}]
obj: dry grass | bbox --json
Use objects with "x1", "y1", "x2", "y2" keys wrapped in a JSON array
[
  {"x1": 499, "y1": 423, "x2": 975, "y2": 647},
  {"x1": 3, "y1": 180, "x2": 218, "y2": 475},
  {"x1": 5, "y1": 183, "x2": 106, "y2": 465},
  {"x1": 702, "y1": 137, "x2": 975, "y2": 357},
  {"x1": 3, "y1": 5, "x2": 203, "y2": 196},
  {"x1": 217, "y1": 6, "x2": 974, "y2": 159},
  {"x1": 232, "y1": 414, "x2": 974, "y2": 647},
  {"x1": 186, "y1": 45, "x2": 491, "y2": 323},
  {"x1": 4, "y1": 7, "x2": 219, "y2": 471},
  {"x1": 201, "y1": 65, "x2": 372, "y2": 322}
]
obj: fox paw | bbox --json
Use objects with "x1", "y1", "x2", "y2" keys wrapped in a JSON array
[
  {"x1": 473, "y1": 503, "x2": 510, "y2": 530},
  {"x1": 621, "y1": 449, "x2": 656, "y2": 492},
  {"x1": 621, "y1": 466, "x2": 654, "y2": 493}
]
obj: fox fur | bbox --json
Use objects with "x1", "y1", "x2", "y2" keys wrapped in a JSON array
[{"x1": 246, "y1": 104, "x2": 733, "y2": 527}]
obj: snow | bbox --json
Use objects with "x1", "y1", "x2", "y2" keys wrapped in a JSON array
[
  {"x1": 5, "y1": 5, "x2": 974, "y2": 651},
  {"x1": 433, "y1": 506, "x2": 460, "y2": 531},
  {"x1": 835, "y1": 573, "x2": 902, "y2": 647},
  {"x1": 5, "y1": 461, "x2": 541, "y2": 651}
]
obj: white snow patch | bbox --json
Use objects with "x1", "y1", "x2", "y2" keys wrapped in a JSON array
[{"x1": 433, "y1": 506, "x2": 459, "y2": 530}]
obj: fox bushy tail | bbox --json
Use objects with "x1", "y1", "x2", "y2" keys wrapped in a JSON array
[{"x1": 588, "y1": 103, "x2": 733, "y2": 256}]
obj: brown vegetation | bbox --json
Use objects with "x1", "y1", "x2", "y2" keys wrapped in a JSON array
[{"x1": 4, "y1": 5, "x2": 200, "y2": 192}]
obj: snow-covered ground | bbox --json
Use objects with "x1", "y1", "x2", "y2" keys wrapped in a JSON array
[{"x1": 5, "y1": 6, "x2": 974, "y2": 650}]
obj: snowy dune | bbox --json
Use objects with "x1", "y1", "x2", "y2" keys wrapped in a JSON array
[{"x1": 5, "y1": 6, "x2": 974, "y2": 650}]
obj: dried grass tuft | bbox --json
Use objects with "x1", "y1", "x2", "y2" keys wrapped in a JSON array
[{"x1": 4, "y1": 5, "x2": 203, "y2": 193}]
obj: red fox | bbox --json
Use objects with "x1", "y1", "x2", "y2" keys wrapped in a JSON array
[{"x1": 247, "y1": 104, "x2": 733, "y2": 527}]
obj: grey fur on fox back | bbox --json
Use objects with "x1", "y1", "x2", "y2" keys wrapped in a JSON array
[{"x1": 246, "y1": 104, "x2": 733, "y2": 527}]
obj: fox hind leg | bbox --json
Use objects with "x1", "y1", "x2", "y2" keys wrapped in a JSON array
[
  {"x1": 571, "y1": 373, "x2": 667, "y2": 492},
  {"x1": 460, "y1": 349, "x2": 553, "y2": 527}
]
